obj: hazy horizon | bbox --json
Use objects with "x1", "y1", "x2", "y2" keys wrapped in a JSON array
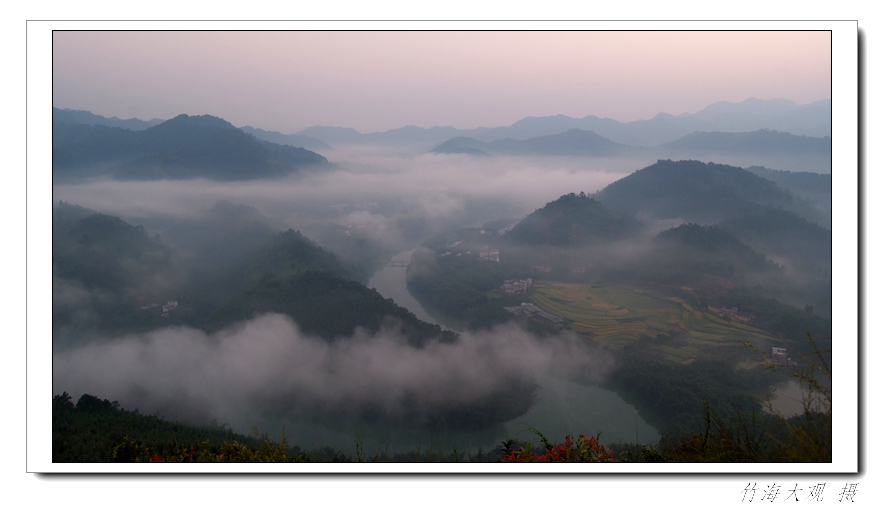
[{"x1": 52, "y1": 31, "x2": 832, "y2": 134}]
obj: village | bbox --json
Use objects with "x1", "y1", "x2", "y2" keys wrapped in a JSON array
[
  {"x1": 503, "y1": 302, "x2": 564, "y2": 326},
  {"x1": 707, "y1": 303, "x2": 754, "y2": 323},
  {"x1": 140, "y1": 300, "x2": 179, "y2": 317}
]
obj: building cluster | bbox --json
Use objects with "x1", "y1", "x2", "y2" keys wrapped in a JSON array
[
  {"x1": 707, "y1": 304, "x2": 753, "y2": 323},
  {"x1": 504, "y1": 302, "x2": 564, "y2": 326},
  {"x1": 531, "y1": 264, "x2": 552, "y2": 273},
  {"x1": 770, "y1": 347, "x2": 797, "y2": 366},
  {"x1": 500, "y1": 278, "x2": 532, "y2": 295},
  {"x1": 479, "y1": 246, "x2": 500, "y2": 262},
  {"x1": 497, "y1": 222, "x2": 517, "y2": 235},
  {"x1": 141, "y1": 300, "x2": 179, "y2": 317}
]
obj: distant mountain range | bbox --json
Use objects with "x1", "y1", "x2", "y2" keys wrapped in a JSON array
[
  {"x1": 291, "y1": 97, "x2": 830, "y2": 149},
  {"x1": 55, "y1": 97, "x2": 831, "y2": 151},
  {"x1": 53, "y1": 107, "x2": 165, "y2": 130},
  {"x1": 430, "y1": 128, "x2": 831, "y2": 173},
  {"x1": 53, "y1": 113, "x2": 328, "y2": 182}
]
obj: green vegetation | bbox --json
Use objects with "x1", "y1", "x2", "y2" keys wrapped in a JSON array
[
  {"x1": 508, "y1": 192, "x2": 641, "y2": 246},
  {"x1": 530, "y1": 282, "x2": 777, "y2": 350},
  {"x1": 594, "y1": 159, "x2": 799, "y2": 223},
  {"x1": 196, "y1": 230, "x2": 456, "y2": 345}
]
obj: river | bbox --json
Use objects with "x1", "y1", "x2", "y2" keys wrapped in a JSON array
[{"x1": 359, "y1": 248, "x2": 660, "y2": 456}]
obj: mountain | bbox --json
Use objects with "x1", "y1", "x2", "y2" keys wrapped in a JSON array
[
  {"x1": 691, "y1": 98, "x2": 831, "y2": 137},
  {"x1": 240, "y1": 126, "x2": 332, "y2": 152},
  {"x1": 745, "y1": 166, "x2": 831, "y2": 218},
  {"x1": 53, "y1": 209, "x2": 176, "y2": 295},
  {"x1": 201, "y1": 230, "x2": 455, "y2": 345},
  {"x1": 295, "y1": 97, "x2": 830, "y2": 149},
  {"x1": 653, "y1": 130, "x2": 831, "y2": 174},
  {"x1": 53, "y1": 107, "x2": 164, "y2": 130},
  {"x1": 428, "y1": 136, "x2": 489, "y2": 156},
  {"x1": 53, "y1": 114, "x2": 329, "y2": 182},
  {"x1": 593, "y1": 160, "x2": 805, "y2": 224},
  {"x1": 53, "y1": 205, "x2": 184, "y2": 342},
  {"x1": 655, "y1": 223, "x2": 769, "y2": 270},
  {"x1": 717, "y1": 207, "x2": 831, "y2": 274},
  {"x1": 508, "y1": 192, "x2": 641, "y2": 246},
  {"x1": 619, "y1": 223, "x2": 780, "y2": 287},
  {"x1": 432, "y1": 129, "x2": 634, "y2": 157},
  {"x1": 659, "y1": 129, "x2": 830, "y2": 155}
]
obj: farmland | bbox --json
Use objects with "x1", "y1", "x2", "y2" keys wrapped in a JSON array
[{"x1": 529, "y1": 281, "x2": 780, "y2": 363}]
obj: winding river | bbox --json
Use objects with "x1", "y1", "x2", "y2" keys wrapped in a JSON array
[{"x1": 357, "y1": 248, "x2": 660, "y2": 456}]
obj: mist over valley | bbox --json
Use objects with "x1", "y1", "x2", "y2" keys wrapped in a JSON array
[{"x1": 51, "y1": 98, "x2": 832, "y2": 462}]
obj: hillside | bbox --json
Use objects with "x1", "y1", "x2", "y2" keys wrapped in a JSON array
[
  {"x1": 718, "y1": 207, "x2": 831, "y2": 269},
  {"x1": 192, "y1": 229, "x2": 456, "y2": 346},
  {"x1": 53, "y1": 114, "x2": 328, "y2": 182},
  {"x1": 53, "y1": 206, "x2": 184, "y2": 342},
  {"x1": 594, "y1": 160, "x2": 801, "y2": 224},
  {"x1": 508, "y1": 192, "x2": 641, "y2": 246}
]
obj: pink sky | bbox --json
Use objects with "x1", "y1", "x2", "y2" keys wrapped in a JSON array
[{"x1": 52, "y1": 31, "x2": 831, "y2": 133}]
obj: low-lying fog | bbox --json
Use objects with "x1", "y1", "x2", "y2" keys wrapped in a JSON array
[
  {"x1": 52, "y1": 313, "x2": 614, "y2": 437},
  {"x1": 52, "y1": 145, "x2": 822, "y2": 447},
  {"x1": 51, "y1": 149, "x2": 648, "y2": 441},
  {"x1": 52, "y1": 150, "x2": 643, "y2": 243}
]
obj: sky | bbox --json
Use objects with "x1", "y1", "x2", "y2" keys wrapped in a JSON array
[{"x1": 52, "y1": 30, "x2": 832, "y2": 133}]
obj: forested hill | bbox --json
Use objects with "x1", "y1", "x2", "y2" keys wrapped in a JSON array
[
  {"x1": 53, "y1": 113, "x2": 328, "y2": 182},
  {"x1": 507, "y1": 192, "x2": 642, "y2": 246},
  {"x1": 196, "y1": 229, "x2": 456, "y2": 345},
  {"x1": 593, "y1": 160, "x2": 806, "y2": 224},
  {"x1": 52, "y1": 204, "x2": 455, "y2": 347},
  {"x1": 53, "y1": 205, "x2": 183, "y2": 342}
]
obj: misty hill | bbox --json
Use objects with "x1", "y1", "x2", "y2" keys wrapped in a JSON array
[
  {"x1": 240, "y1": 125, "x2": 332, "y2": 152},
  {"x1": 658, "y1": 129, "x2": 830, "y2": 155},
  {"x1": 623, "y1": 223, "x2": 779, "y2": 286},
  {"x1": 143, "y1": 201, "x2": 281, "y2": 272},
  {"x1": 508, "y1": 192, "x2": 641, "y2": 246},
  {"x1": 53, "y1": 207, "x2": 176, "y2": 295},
  {"x1": 690, "y1": 97, "x2": 831, "y2": 137},
  {"x1": 717, "y1": 207, "x2": 832, "y2": 275},
  {"x1": 53, "y1": 106, "x2": 164, "y2": 130},
  {"x1": 594, "y1": 160, "x2": 805, "y2": 224},
  {"x1": 430, "y1": 137, "x2": 490, "y2": 155},
  {"x1": 432, "y1": 129, "x2": 634, "y2": 157},
  {"x1": 53, "y1": 114, "x2": 328, "y2": 182},
  {"x1": 745, "y1": 166, "x2": 831, "y2": 218},
  {"x1": 202, "y1": 229, "x2": 455, "y2": 345},
  {"x1": 293, "y1": 97, "x2": 830, "y2": 149},
  {"x1": 53, "y1": 205, "x2": 183, "y2": 341},
  {"x1": 653, "y1": 130, "x2": 831, "y2": 174}
]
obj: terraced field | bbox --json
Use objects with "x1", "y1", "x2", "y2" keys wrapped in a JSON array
[{"x1": 530, "y1": 282, "x2": 780, "y2": 362}]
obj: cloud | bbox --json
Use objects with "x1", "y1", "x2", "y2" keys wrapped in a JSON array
[{"x1": 53, "y1": 313, "x2": 613, "y2": 435}]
